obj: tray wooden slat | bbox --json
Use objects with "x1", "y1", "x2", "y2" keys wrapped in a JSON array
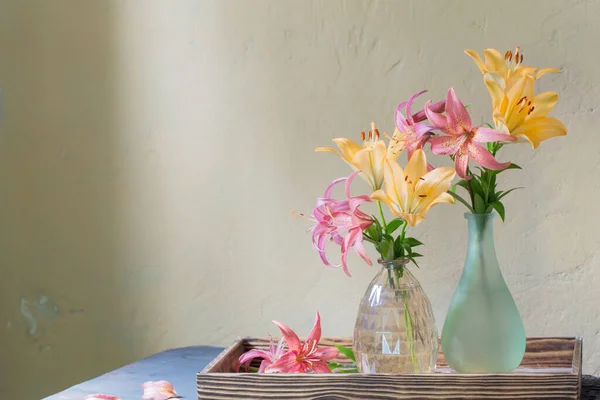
[{"x1": 198, "y1": 337, "x2": 582, "y2": 400}]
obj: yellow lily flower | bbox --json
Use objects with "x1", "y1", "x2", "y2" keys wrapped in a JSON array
[
  {"x1": 465, "y1": 47, "x2": 560, "y2": 91},
  {"x1": 371, "y1": 149, "x2": 455, "y2": 227},
  {"x1": 486, "y1": 75, "x2": 567, "y2": 149},
  {"x1": 316, "y1": 122, "x2": 398, "y2": 191}
]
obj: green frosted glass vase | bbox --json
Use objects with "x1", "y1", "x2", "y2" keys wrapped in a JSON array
[{"x1": 441, "y1": 213, "x2": 526, "y2": 373}]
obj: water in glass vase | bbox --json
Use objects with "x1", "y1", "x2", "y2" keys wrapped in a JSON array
[
  {"x1": 441, "y1": 213, "x2": 526, "y2": 373},
  {"x1": 353, "y1": 259, "x2": 438, "y2": 373}
]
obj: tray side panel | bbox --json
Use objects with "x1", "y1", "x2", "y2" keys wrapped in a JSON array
[
  {"x1": 197, "y1": 373, "x2": 580, "y2": 400},
  {"x1": 201, "y1": 340, "x2": 245, "y2": 373}
]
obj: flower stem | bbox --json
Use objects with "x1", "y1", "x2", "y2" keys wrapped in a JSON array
[
  {"x1": 399, "y1": 220, "x2": 408, "y2": 241},
  {"x1": 377, "y1": 201, "x2": 387, "y2": 227}
]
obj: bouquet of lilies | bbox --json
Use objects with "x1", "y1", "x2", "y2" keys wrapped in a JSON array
[
  {"x1": 237, "y1": 46, "x2": 565, "y2": 375},
  {"x1": 307, "y1": 46, "x2": 565, "y2": 277}
]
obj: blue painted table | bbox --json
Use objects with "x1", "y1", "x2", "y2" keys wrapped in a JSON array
[
  {"x1": 43, "y1": 346, "x2": 600, "y2": 400},
  {"x1": 44, "y1": 346, "x2": 224, "y2": 400}
]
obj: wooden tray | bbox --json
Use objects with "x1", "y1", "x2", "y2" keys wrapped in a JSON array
[{"x1": 197, "y1": 337, "x2": 582, "y2": 399}]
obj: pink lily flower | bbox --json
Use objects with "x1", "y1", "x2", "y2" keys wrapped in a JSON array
[
  {"x1": 238, "y1": 336, "x2": 287, "y2": 372},
  {"x1": 311, "y1": 170, "x2": 373, "y2": 277},
  {"x1": 141, "y1": 380, "x2": 180, "y2": 400},
  {"x1": 265, "y1": 312, "x2": 339, "y2": 373},
  {"x1": 425, "y1": 87, "x2": 516, "y2": 180},
  {"x1": 391, "y1": 90, "x2": 445, "y2": 163}
]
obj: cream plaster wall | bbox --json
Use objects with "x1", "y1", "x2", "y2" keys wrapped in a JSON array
[{"x1": 0, "y1": 0, "x2": 598, "y2": 398}]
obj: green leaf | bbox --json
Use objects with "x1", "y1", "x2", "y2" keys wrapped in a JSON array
[
  {"x1": 364, "y1": 224, "x2": 377, "y2": 240},
  {"x1": 489, "y1": 201, "x2": 506, "y2": 222},
  {"x1": 491, "y1": 162, "x2": 522, "y2": 175},
  {"x1": 409, "y1": 257, "x2": 421, "y2": 268},
  {"x1": 379, "y1": 241, "x2": 390, "y2": 260},
  {"x1": 382, "y1": 234, "x2": 395, "y2": 242},
  {"x1": 474, "y1": 193, "x2": 486, "y2": 213},
  {"x1": 394, "y1": 236, "x2": 404, "y2": 258},
  {"x1": 336, "y1": 368, "x2": 359, "y2": 373},
  {"x1": 448, "y1": 191, "x2": 475, "y2": 213},
  {"x1": 404, "y1": 237, "x2": 423, "y2": 247},
  {"x1": 410, "y1": 252, "x2": 423, "y2": 258},
  {"x1": 453, "y1": 180, "x2": 470, "y2": 192},
  {"x1": 334, "y1": 345, "x2": 356, "y2": 362},
  {"x1": 496, "y1": 187, "x2": 523, "y2": 201},
  {"x1": 371, "y1": 216, "x2": 383, "y2": 241},
  {"x1": 469, "y1": 177, "x2": 485, "y2": 199},
  {"x1": 401, "y1": 242, "x2": 413, "y2": 255},
  {"x1": 385, "y1": 219, "x2": 402, "y2": 235},
  {"x1": 328, "y1": 362, "x2": 340, "y2": 371}
]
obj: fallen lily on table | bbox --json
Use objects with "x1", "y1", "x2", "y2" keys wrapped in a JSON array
[
  {"x1": 142, "y1": 380, "x2": 181, "y2": 400},
  {"x1": 84, "y1": 380, "x2": 180, "y2": 400},
  {"x1": 238, "y1": 312, "x2": 355, "y2": 373}
]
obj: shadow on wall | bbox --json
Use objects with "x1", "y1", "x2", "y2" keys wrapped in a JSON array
[{"x1": 0, "y1": 2, "x2": 133, "y2": 398}]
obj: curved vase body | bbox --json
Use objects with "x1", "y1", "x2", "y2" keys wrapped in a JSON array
[
  {"x1": 354, "y1": 260, "x2": 438, "y2": 373},
  {"x1": 442, "y1": 213, "x2": 526, "y2": 373}
]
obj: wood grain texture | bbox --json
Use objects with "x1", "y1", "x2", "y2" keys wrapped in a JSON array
[{"x1": 197, "y1": 337, "x2": 583, "y2": 400}]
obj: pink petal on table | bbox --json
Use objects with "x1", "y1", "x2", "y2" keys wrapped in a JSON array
[
  {"x1": 141, "y1": 380, "x2": 180, "y2": 400},
  {"x1": 85, "y1": 395, "x2": 122, "y2": 400}
]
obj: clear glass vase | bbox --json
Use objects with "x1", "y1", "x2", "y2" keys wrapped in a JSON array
[
  {"x1": 353, "y1": 259, "x2": 438, "y2": 373},
  {"x1": 441, "y1": 213, "x2": 526, "y2": 373}
]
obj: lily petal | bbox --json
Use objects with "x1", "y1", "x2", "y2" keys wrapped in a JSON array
[
  {"x1": 264, "y1": 351, "x2": 305, "y2": 373},
  {"x1": 473, "y1": 127, "x2": 517, "y2": 143},
  {"x1": 454, "y1": 152, "x2": 470, "y2": 180},
  {"x1": 446, "y1": 87, "x2": 472, "y2": 133},
  {"x1": 483, "y1": 48, "x2": 506, "y2": 74},
  {"x1": 405, "y1": 89, "x2": 428, "y2": 125},
  {"x1": 238, "y1": 349, "x2": 274, "y2": 371},
  {"x1": 352, "y1": 231, "x2": 372, "y2": 266},
  {"x1": 404, "y1": 149, "x2": 428, "y2": 187},
  {"x1": 310, "y1": 360, "x2": 334, "y2": 373},
  {"x1": 142, "y1": 381, "x2": 179, "y2": 400},
  {"x1": 464, "y1": 49, "x2": 487, "y2": 73},
  {"x1": 412, "y1": 99, "x2": 444, "y2": 122},
  {"x1": 429, "y1": 135, "x2": 461, "y2": 156},
  {"x1": 529, "y1": 91, "x2": 559, "y2": 119},
  {"x1": 313, "y1": 346, "x2": 339, "y2": 360},
  {"x1": 511, "y1": 116, "x2": 567, "y2": 149},
  {"x1": 424, "y1": 100, "x2": 449, "y2": 131},
  {"x1": 272, "y1": 320, "x2": 302, "y2": 352},
  {"x1": 330, "y1": 138, "x2": 362, "y2": 162},
  {"x1": 306, "y1": 311, "x2": 322, "y2": 345},
  {"x1": 535, "y1": 67, "x2": 561, "y2": 80},
  {"x1": 467, "y1": 142, "x2": 511, "y2": 170}
]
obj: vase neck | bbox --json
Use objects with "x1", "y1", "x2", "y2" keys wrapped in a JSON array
[
  {"x1": 464, "y1": 213, "x2": 501, "y2": 275},
  {"x1": 379, "y1": 259, "x2": 410, "y2": 271},
  {"x1": 377, "y1": 260, "x2": 415, "y2": 290}
]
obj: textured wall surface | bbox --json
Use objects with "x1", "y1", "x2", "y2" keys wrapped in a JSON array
[{"x1": 0, "y1": 0, "x2": 598, "y2": 398}]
